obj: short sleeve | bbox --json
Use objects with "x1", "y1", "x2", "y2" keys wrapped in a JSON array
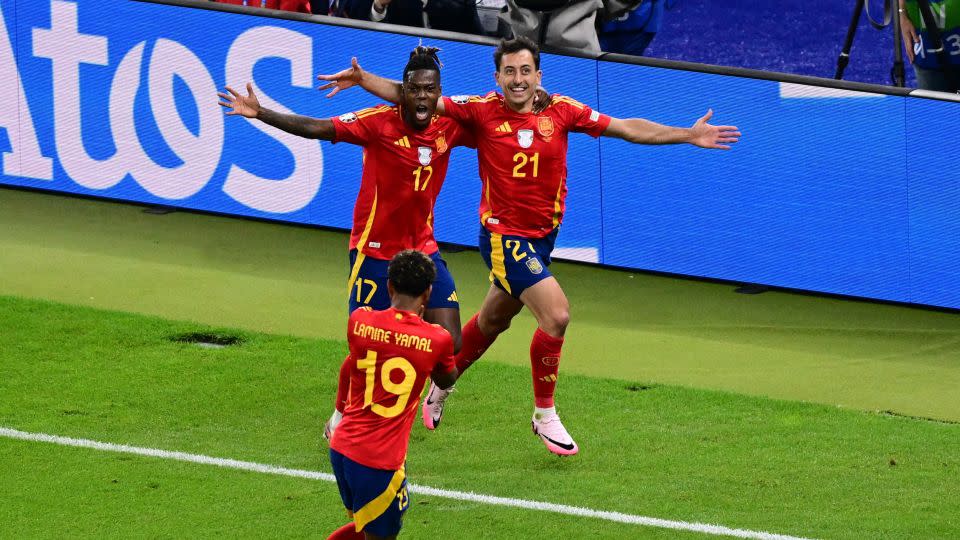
[
  {"x1": 332, "y1": 110, "x2": 376, "y2": 145},
  {"x1": 442, "y1": 95, "x2": 482, "y2": 128},
  {"x1": 555, "y1": 96, "x2": 612, "y2": 138}
]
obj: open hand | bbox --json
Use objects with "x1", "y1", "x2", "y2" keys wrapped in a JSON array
[
  {"x1": 689, "y1": 109, "x2": 740, "y2": 150},
  {"x1": 317, "y1": 57, "x2": 365, "y2": 98},
  {"x1": 532, "y1": 86, "x2": 552, "y2": 114},
  {"x1": 217, "y1": 83, "x2": 260, "y2": 118}
]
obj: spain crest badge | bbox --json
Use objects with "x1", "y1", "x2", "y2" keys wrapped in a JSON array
[{"x1": 537, "y1": 116, "x2": 554, "y2": 137}]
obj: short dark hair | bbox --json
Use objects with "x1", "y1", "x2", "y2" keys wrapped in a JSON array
[
  {"x1": 388, "y1": 250, "x2": 436, "y2": 297},
  {"x1": 494, "y1": 37, "x2": 540, "y2": 71},
  {"x1": 403, "y1": 45, "x2": 443, "y2": 82}
]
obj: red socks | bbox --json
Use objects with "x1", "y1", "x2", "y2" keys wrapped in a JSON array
[
  {"x1": 326, "y1": 523, "x2": 362, "y2": 540},
  {"x1": 455, "y1": 316, "x2": 564, "y2": 408},
  {"x1": 454, "y1": 313, "x2": 497, "y2": 374},
  {"x1": 530, "y1": 327, "x2": 564, "y2": 408}
]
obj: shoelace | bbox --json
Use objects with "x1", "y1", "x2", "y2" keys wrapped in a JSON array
[
  {"x1": 535, "y1": 415, "x2": 564, "y2": 430},
  {"x1": 433, "y1": 385, "x2": 454, "y2": 406}
]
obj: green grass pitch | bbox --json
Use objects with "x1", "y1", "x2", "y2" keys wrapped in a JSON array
[{"x1": 2, "y1": 187, "x2": 960, "y2": 538}]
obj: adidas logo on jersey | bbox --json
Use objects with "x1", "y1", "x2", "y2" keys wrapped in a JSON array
[
  {"x1": 495, "y1": 122, "x2": 512, "y2": 133},
  {"x1": 394, "y1": 136, "x2": 411, "y2": 148},
  {"x1": 447, "y1": 291, "x2": 459, "y2": 302}
]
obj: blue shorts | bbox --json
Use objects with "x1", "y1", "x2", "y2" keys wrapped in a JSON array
[
  {"x1": 478, "y1": 227, "x2": 558, "y2": 299},
  {"x1": 330, "y1": 449, "x2": 410, "y2": 537},
  {"x1": 347, "y1": 250, "x2": 459, "y2": 312}
]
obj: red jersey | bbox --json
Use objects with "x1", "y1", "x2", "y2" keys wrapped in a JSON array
[
  {"x1": 333, "y1": 106, "x2": 473, "y2": 260},
  {"x1": 330, "y1": 306, "x2": 455, "y2": 470},
  {"x1": 442, "y1": 93, "x2": 611, "y2": 238}
]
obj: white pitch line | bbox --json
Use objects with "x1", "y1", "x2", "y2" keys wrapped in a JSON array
[{"x1": 1, "y1": 427, "x2": 815, "y2": 540}]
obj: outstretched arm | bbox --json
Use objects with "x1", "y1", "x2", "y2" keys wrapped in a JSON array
[
  {"x1": 316, "y1": 57, "x2": 552, "y2": 115},
  {"x1": 604, "y1": 109, "x2": 740, "y2": 149},
  {"x1": 218, "y1": 82, "x2": 336, "y2": 140},
  {"x1": 317, "y1": 57, "x2": 406, "y2": 105}
]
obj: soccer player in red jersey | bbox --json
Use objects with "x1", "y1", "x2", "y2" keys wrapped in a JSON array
[
  {"x1": 219, "y1": 47, "x2": 471, "y2": 345},
  {"x1": 220, "y1": 47, "x2": 473, "y2": 453},
  {"x1": 318, "y1": 37, "x2": 740, "y2": 456},
  {"x1": 324, "y1": 249, "x2": 458, "y2": 540}
]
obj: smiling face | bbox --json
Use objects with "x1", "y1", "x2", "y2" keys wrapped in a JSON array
[
  {"x1": 494, "y1": 49, "x2": 542, "y2": 113},
  {"x1": 400, "y1": 69, "x2": 441, "y2": 131}
]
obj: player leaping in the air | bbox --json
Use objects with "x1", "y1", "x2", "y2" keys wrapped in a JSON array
[
  {"x1": 324, "y1": 249, "x2": 458, "y2": 540},
  {"x1": 318, "y1": 37, "x2": 740, "y2": 457}
]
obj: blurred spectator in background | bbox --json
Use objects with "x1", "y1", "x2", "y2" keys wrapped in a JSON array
[
  {"x1": 499, "y1": 0, "x2": 641, "y2": 53},
  {"x1": 898, "y1": 0, "x2": 960, "y2": 92},
  {"x1": 599, "y1": 0, "x2": 664, "y2": 56},
  {"x1": 336, "y1": 0, "x2": 482, "y2": 34},
  {"x1": 215, "y1": 0, "x2": 312, "y2": 13}
]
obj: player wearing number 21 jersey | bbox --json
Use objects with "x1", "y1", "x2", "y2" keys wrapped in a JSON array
[{"x1": 441, "y1": 92, "x2": 609, "y2": 239}]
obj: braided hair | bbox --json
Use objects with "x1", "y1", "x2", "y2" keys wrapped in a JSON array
[{"x1": 403, "y1": 45, "x2": 443, "y2": 81}]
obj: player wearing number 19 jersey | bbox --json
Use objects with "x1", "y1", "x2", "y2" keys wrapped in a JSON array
[{"x1": 326, "y1": 250, "x2": 457, "y2": 540}]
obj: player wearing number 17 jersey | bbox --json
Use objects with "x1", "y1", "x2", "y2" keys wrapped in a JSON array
[
  {"x1": 219, "y1": 46, "x2": 472, "y2": 349},
  {"x1": 326, "y1": 250, "x2": 458, "y2": 540}
]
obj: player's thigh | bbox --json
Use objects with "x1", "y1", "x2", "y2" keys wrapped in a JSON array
[
  {"x1": 477, "y1": 282, "x2": 524, "y2": 334},
  {"x1": 426, "y1": 253, "x2": 460, "y2": 310},
  {"x1": 425, "y1": 254, "x2": 463, "y2": 349},
  {"x1": 348, "y1": 251, "x2": 391, "y2": 312},
  {"x1": 424, "y1": 307, "x2": 462, "y2": 350},
  {"x1": 478, "y1": 227, "x2": 557, "y2": 300},
  {"x1": 329, "y1": 449, "x2": 355, "y2": 514},
  {"x1": 338, "y1": 454, "x2": 410, "y2": 537}
]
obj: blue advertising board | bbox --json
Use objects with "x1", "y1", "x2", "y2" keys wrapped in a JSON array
[{"x1": 1, "y1": 0, "x2": 958, "y2": 309}]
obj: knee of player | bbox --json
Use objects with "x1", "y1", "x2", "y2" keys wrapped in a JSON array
[{"x1": 544, "y1": 309, "x2": 570, "y2": 334}]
